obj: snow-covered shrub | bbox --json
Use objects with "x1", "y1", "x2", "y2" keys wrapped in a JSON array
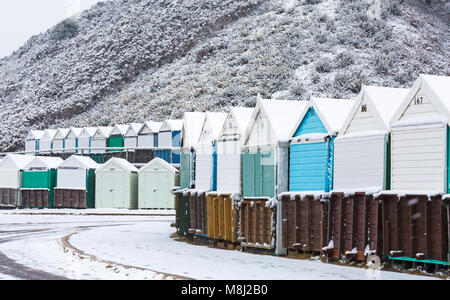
[
  {"x1": 334, "y1": 52, "x2": 354, "y2": 68},
  {"x1": 304, "y1": 0, "x2": 322, "y2": 4},
  {"x1": 315, "y1": 59, "x2": 333, "y2": 73},
  {"x1": 50, "y1": 20, "x2": 79, "y2": 41},
  {"x1": 334, "y1": 71, "x2": 364, "y2": 94}
]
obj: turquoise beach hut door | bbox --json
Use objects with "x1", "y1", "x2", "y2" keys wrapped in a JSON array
[
  {"x1": 289, "y1": 107, "x2": 333, "y2": 192},
  {"x1": 289, "y1": 139, "x2": 332, "y2": 192}
]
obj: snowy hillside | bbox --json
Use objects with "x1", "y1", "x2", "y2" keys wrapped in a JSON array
[{"x1": 0, "y1": 0, "x2": 448, "y2": 151}]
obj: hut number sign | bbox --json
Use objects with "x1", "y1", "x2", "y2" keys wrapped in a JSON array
[{"x1": 414, "y1": 96, "x2": 424, "y2": 105}]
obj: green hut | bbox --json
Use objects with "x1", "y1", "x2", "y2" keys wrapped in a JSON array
[
  {"x1": 95, "y1": 158, "x2": 138, "y2": 209},
  {"x1": 21, "y1": 156, "x2": 64, "y2": 208}
]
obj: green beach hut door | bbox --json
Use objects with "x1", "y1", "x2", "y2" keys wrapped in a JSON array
[
  {"x1": 141, "y1": 170, "x2": 169, "y2": 208},
  {"x1": 157, "y1": 170, "x2": 169, "y2": 208},
  {"x1": 243, "y1": 150, "x2": 275, "y2": 198},
  {"x1": 102, "y1": 171, "x2": 125, "y2": 208}
]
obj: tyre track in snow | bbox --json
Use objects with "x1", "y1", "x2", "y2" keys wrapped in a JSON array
[
  {"x1": 61, "y1": 232, "x2": 193, "y2": 280},
  {"x1": 0, "y1": 228, "x2": 69, "y2": 280},
  {"x1": 0, "y1": 221, "x2": 159, "y2": 280}
]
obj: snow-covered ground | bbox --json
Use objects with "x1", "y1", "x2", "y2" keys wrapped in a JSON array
[
  {"x1": 1, "y1": 208, "x2": 175, "y2": 216},
  {"x1": 0, "y1": 213, "x2": 439, "y2": 280}
]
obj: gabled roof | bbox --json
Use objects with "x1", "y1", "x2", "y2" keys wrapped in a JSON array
[
  {"x1": 231, "y1": 107, "x2": 254, "y2": 135},
  {"x1": 182, "y1": 112, "x2": 206, "y2": 149},
  {"x1": 138, "y1": 121, "x2": 163, "y2": 135},
  {"x1": 160, "y1": 119, "x2": 183, "y2": 132},
  {"x1": 340, "y1": 85, "x2": 409, "y2": 135},
  {"x1": 67, "y1": 127, "x2": 83, "y2": 138},
  {"x1": 41, "y1": 129, "x2": 58, "y2": 141},
  {"x1": 79, "y1": 127, "x2": 98, "y2": 137},
  {"x1": 390, "y1": 74, "x2": 450, "y2": 127},
  {"x1": 292, "y1": 97, "x2": 355, "y2": 136},
  {"x1": 54, "y1": 128, "x2": 71, "y2": 140},
  {"x1": 217, "y1": 107, "x2": 255, "y2": 140},
  {"x1": 58, "y1": 155, "x2": 99, "y2": 170},
  {"x1": 93, "y1": 126, "x2": 113, "y2": 138},
  {"x1": 25, "y1": 156, "x2": 64, "y2": 170},
  {"x1": 96, "y1": 157, "x2": 138, "y2": 174},
  {"x1": 138, "y1": 157, "x2": 179, "y2": 174},
  {"x1": 110, "y1": 124, "x2": 130, "y2": 136},
  {"x1": 125, "y1": 123, "x2": 144, "y2": 137},
  {"x1": 26, "y1": 130, "x2": 45, "y2": 140},
  {"x1": 203, "y1": 112, "x2": 228, "y2": 140},
  {"x1": 0, "y1": 154, "x2": 35, "y2": 170},
  {"x1": 245, "y1": 99, "x2": 309, "y2": 144}
]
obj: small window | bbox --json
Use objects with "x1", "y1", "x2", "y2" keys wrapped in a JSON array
[{"x1": 361, "y1": 105, "x2": 367, "y2": 112}]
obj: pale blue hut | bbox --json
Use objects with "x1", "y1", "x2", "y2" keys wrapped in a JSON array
[{"x1": 289, "y1": 98, "x2": 354, "y2": 192}]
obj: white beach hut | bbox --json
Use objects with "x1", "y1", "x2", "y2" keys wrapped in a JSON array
[
  {"x1": 78, "y1": 127, "x2": 98, "y2": 154},
  {"x1": 137, "y1": 121, "x2": 163, "y2": 148},
  {"x1": 91, "y1": 126, "x2": 113, "y2": 154},
  {"x1": 55, "y1": 155, "x2": 99, "y2": 208},
  {"x1": 124, "y1": 123, "x2": 144, "y2": 149},
  {"x1": 389, "y1": 74, "x2": 450, "y2": 193},
  {"x1": 216, "y1": 107, "x2": 254, "y2": 194},
  {"x1": 195, "y1": 112, "x2": 228, "y2": 191},
  {"x1": 180, "y1": 112, "x2": 206, "y2": 189},
  {"x1": 39, "y1": 129, "x2": 58, "y2": 154},
  {"x1": 52, "y1": 128, "x2": 71, "y2": 153},
  {"x1": 25, "y1": 130, "x2": 45, "y2": 155},
  {"x1": 157, "y1": 119, "x2": 183, "y2": 163},
  {"x1": 64, "y1": 127, "x2": 83, "y2": 153},
  {"x1": 333, "y1": 86, "x2": 409, "y2": 191},
  {"x1": 0, "y1": 154, "x2": 35, "y2": 207}
]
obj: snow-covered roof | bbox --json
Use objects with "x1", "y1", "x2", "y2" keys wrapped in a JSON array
[
  {"x1": 54, "y1": 128, "x2": 71, "y2": 140},
  {"x1": 41, "y1": 129, "x2": 58, "y2": 141},
  {"x1": 25, "y1": 156, "x2": 64, "y2": 170},
  {"x1": 246, "y1": 99, "x2": 309, "y2": 144},
  {"x1": 231, "y1": 107, "x2": 254, "y2": 135},
  {"x1": 80, "y1": 127, "x2": 98, "y2": 137},
  {"x1": 182, "y1": 112, "x2": 206, "y2": 149},
  {"x1": 58, "y1": 155, "x2": 99, "y2": 170},
  {"x1": 0, "y1": 154, "x2": 35, "y2": 170},
  {"x1": 96, "y1": 157, "x2": 138, "y2": 173},
  {"x1": 94, "y1": 126, "x2": 113, "y2": 138},
  {"x1": 26, "y1": 130, "x2": 45, "y2": 140},
  {"x1": 390, "y1": 74, "x2": 450, "y2": 127},
  {"x1": 125, "y1": 123, "x2": 144, "y2": 137},
  {"x1": 160, "y1": 119, "x2": 183, "y2": 132},
  {"x1": 204, "y1": 112, "x2": 228, "y2": 140},
  {"x1": 110, "y1": 124, "x2": 130, "y2": 136},
  {"x1": 309, "y1": 97, "x2": 355, "y2": 134},
  {"x1": 340, "y1": 85, "x2": 409, "y2": 135},
  {"x1": 67, "y1": 127, "x2": 83, "y2": 138},
  {"x1": 139, "y1": 121, "x2": 163, "y2": 135},
  {"x1": 138, "y1": 157, "x2": 179, "y2": 174}
]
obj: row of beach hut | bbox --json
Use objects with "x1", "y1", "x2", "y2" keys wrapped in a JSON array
[
  {"x1": 175, "y1": 74, "x2": 450, "y2": 266},
  {"x1": 24, "y1": 120, "x2": 183, "y2": 163},
  {"x1": 3, "y1": 73, "x2": 449, "y2": 266},
  {"x1": 0, "y1": 154, "x2": 178, "y2": 210}
]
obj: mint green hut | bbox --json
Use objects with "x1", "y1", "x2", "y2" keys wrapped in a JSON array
[
  {"x1": 95, "y1": 158, "x2": 138, "y2": 209},
  {"x1": 21, "y1": 156, "x2": 64, "y2": 208}
]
